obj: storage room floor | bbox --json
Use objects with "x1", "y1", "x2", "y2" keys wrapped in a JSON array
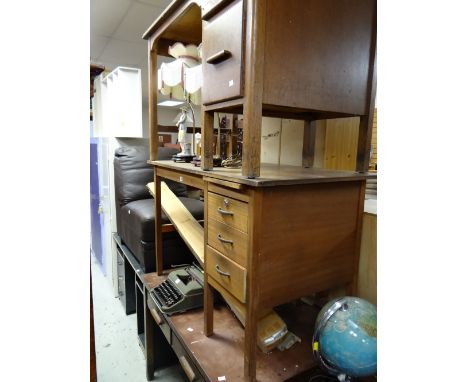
[{"x1": 91, "y1": 254, "x2": 186, "y2": 382}]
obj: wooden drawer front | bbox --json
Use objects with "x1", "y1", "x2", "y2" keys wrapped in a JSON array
[
  {"x1": 157, "y1": 167, "x2": 204, "y2": 190},
  {"x1": 206, "y1": 246, "x2": 246, "y2": 303},
  {"x1": 202, "y1": 0, "x2": 244, "y2": 104},
  {"x1": 147, "y1": 294, "x2": 171, "y2": 343},
  {"x1": 171, "y1": 334, "x2": 202, "y2": 381},
  {"x1": 207, "y1": 191, "x2": 248, "y2": 233},
  {"x1": 207, "y1": 218, "x2": 247, "y2": 267}
]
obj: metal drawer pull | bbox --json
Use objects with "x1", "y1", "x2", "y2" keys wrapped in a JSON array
[
  {"x1": 206, "y1": 49, "x2": 232, "y2": 64},
  {"x1": 117, "y1": 260, "x2": 124, "y2": 266},
  {"x1": 217, "y1": 234, "x2": 233, "y2": 245},
  {"x1": 217, "y1": 207, "x2": 234, "y2": 216},
  {"x1": 215, "y1": 264, "x2": 230, "y2": 277},
  {"x1": 179, "y1": 356, "x2": 196, "y2": 381}
]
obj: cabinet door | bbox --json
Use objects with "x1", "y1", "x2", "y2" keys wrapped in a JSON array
[{"x1": 202, "y1": 0, "x2": 244, "y2": 104}]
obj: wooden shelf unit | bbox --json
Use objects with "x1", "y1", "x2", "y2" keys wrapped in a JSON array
[{"x1": 143, "y1": 1, "x2": 376, "y2": 380}]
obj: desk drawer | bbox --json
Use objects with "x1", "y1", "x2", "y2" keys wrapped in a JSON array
[
  {"x1": 207, "y1": 191, "x2": 248, "y2": 233},
  {"x1": 171, "y1": 334, "x2": 202, "y2": 381},
  {"x1": 147, "y1": 294, "x2": 171, "y2": 343},
  {"x1": 157, "y1": 167, "x2": 204, "y2": 190},
  {"x1": 207, "y1": 218, "x2": 247, "y2": 267},
  {"x1": 202, "y1": 0, "x2": 244, "y2": 104},
  {"x1": 206, "y1": 246, "x2": 246, "y2": 303}
]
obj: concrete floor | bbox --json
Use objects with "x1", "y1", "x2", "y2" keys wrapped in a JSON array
[{"x1": 91, "y1": 254, "x2": 186, "y2": 382}]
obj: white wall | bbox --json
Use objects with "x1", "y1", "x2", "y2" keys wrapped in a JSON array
[{"x1": 260, "y1": 117, "x2": 304, "y2": 165}]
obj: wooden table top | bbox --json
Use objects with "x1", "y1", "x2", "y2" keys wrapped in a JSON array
[
  {"x1": 171, "y1": 302, "x2": 318, "y2": 381},
  {"x1": 143, "y1": 272, "x2": 319, "y2": 381},
  {"x1": 149, "y1": 160, "x2": 375, "y2": 187}
]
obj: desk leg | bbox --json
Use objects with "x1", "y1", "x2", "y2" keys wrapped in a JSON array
[
  {"x1": 144, "y1": 288, "x2": 155, "y2": 380},
  {"x1": 201, "y1": 108, "x2": 214, "y2": 171},
  {"x1": 244, "y1": 304, "x2": 258, "y2": 381},
  {"x1": 204, "y1": 282, "x2": 214, "y2": 336},
  {"x1": 154, "y1": 173, "x2": 163, "y2": 275}
]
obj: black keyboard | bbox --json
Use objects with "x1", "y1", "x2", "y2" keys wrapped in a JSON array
[{"x1": 152, "y1": 279, "x2": 183, "y2": 309}]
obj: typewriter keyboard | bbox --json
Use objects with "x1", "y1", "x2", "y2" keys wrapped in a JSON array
[{"x1": 152, "y1": 280, "x2": 183, "y2": 308}]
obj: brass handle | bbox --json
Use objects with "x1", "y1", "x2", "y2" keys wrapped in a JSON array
[
  {"x1": 217, "y1": 207, "x2": 234, "y2": 216},
  {"x1": 215, "y1": 264, "x2": 230, "y2": 277},
  {"x1": 149, "y1": 307, "x2": 162, "y2": 325},
  {"x1": 217, "y1": 234, "x2": 233, "y2": 245},
  {"x1": 206, "y1": 49, "x2": 232, "y2": 64},
  {"x1": 179, "y1": 356, "x2": 196, "y2": 381}
]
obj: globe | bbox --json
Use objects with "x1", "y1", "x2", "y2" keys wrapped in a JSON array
[{"x1": 313, "y1": 296, "x2": 377, "y2": 378}]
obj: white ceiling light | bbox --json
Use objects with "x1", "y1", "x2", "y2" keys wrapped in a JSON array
[{"x1": 157, "y1": 100, "x2": 185, "y2": 107}]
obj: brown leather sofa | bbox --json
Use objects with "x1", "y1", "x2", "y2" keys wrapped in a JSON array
[{"x1": 114, "y1": 143, "x2": 203, "y2": 272}]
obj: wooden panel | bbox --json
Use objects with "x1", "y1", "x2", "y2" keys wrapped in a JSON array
[
  {"x1": 144, "y1": 2, "x2": 202, "y2": 45},
  {"x1": 160, "y1": 182, "x2": 205, "y2": 264},
  {"x1": 207, "y1": 218, "x2": 248, "y2": 267},
  {"x1": 263, "y1": 0, "x2": 376, "y2": 115},
  {"x1": 149, "y1": 43, "x2": 158, "y2": 161},
  {"x1": 302, "y1": 120, "x2": 316, "y2": 168},
  {"x1": 257, "y1": 181, "x2": 362, "y2": 308},
  {"x1": 357, "y1": 213, "x2": 377, "y2": 305},
  {"x1": 201, "y1": 108, "x2": 214, "y2": 170},
  {"x1": 241, "y1": 0, "x2": 266, "y2": 180},
  {"x1": 204, "y1": 177, "x2": 245, "y2": 191},
  {"x1": 208, "y1": 182, "x2": 250, "y2": 202},
  {"x1": 168, "y1": 303, "x2": 319, "y2": 382},
  {"x1": 201, "y1": 0, "x2": 236, "y2": 19},
  {"x1": 152, "y1": 160, "x2": 373, "y2": 187},
  {"x1": 202, "y1": 0, "x2": 244, "y2": 104},
  {"x1": 207, "y1": 191, "x2": 248, "y2": 232},
  {"x1": 323, "y1": 117, "x2": 360, "y2": 171},
  {"x1": 206, "y1": 246, "x2": 247, "y2": 302}
]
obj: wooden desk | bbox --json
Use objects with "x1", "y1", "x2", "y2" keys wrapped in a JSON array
[
  {"x1": 143, "y1": 1, "x2": 376, "y2": 379},
  {"x1": 143, "y1": 272, "x2": 321, "y2": 381},
  {"x1": 150, "y1": 161, "x2": 373, "y2": 380}
]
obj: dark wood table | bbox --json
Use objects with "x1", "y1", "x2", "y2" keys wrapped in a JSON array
[{"x1": 143, "y1": 272, "x2": 321, "y2": 381}]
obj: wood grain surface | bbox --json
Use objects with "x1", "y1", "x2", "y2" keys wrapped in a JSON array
[
  {"x1": 207, "y1": 191, "x2": 249, "y2": 232},
  {"x1": 256, "y1": 181, "x2": 362, "y2": 308},
  {"x1": 207, "y1": 218, "x2": 248, "y2": 267}
]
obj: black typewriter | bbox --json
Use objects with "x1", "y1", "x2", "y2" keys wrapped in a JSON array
[{"x1": 150, "y1": 265, "x2": 204, "y2": 315}]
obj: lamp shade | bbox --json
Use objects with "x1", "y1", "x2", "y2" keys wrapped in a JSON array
[{"x1": 157, "y1": 43, "x2": 202, "y2": 105}]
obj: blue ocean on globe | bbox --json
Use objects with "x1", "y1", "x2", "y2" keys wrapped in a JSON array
[{"x1": 316, "y1": 297, "x2": 377, "y2": 377}]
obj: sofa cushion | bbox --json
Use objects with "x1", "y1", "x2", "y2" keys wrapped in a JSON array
[
  {"x1": 120, "y1": 196, "x2": 204, "y2": 244},
  {"x1": 114, "y1": 145, "x2": 187, "y2": 208}
]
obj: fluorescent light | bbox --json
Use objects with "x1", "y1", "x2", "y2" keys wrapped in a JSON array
[{"x1": 157, "y1": 100, "x2": 184, "y2": 107}]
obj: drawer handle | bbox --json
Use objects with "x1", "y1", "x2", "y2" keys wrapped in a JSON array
[
  {"x1": 217, "y1": 234, "x2": 233, "y2": 245},
  {"x1": 206, "y1": 49, "x2": 232, "y2": 64},
  {"x1": 217, "y1": 207, "x2": 234, "y2": 216},
  {"x1": 149, "y1": 307, "x2": 162, "y2": 325},
  {"x1": 179, "y1": 355, "x2": 196, "y2": 381},
  {"x1": 215, "y1": 264, "x2": 230, "y2": 277},
  {"x1": 117, "y1": 261, "x2": 124, "y2": 266}
]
